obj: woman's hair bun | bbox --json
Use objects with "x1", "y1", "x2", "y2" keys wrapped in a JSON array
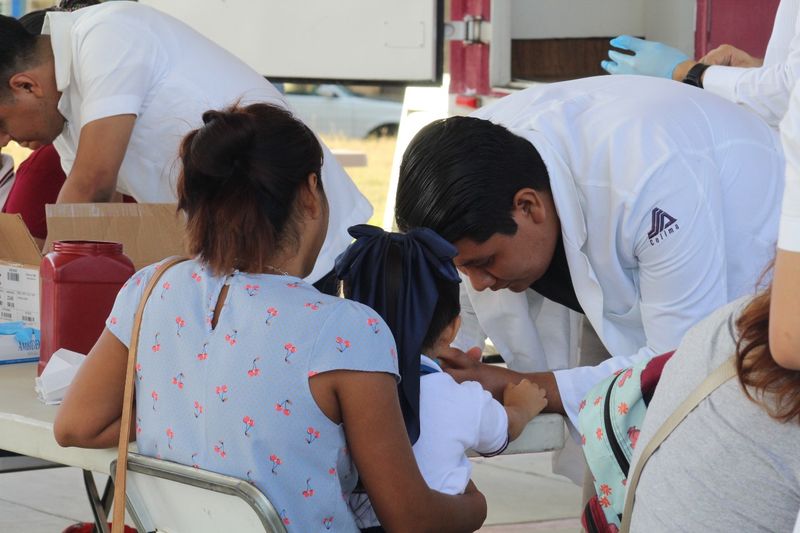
[
  {"x1": 177, "y1": 102, "x2": 325, "y2": 274},
  {"x1": 184, "y1": 108, "x2": 257, "y2": 183}
]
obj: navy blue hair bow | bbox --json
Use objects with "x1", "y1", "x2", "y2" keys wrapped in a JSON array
[{"x1": 334, "y1": 224, "x2": 460, "y2": 444}]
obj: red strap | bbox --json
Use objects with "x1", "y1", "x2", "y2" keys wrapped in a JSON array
[{"x1": 641, "y1": 351, "x2": 674, "y2": 406}]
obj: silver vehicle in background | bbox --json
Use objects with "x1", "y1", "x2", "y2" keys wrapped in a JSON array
[{"x1": 283, "y1": 83, "x2": 402, "y2": 139}]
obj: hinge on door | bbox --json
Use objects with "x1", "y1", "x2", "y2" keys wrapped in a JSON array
[{"x1": 445, "y1": 15, "x2": 491, "y2": 44}]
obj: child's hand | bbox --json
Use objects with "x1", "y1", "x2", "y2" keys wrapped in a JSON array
[{"x1": 504, "y1": 379, "x2": 547, "y2": 420}]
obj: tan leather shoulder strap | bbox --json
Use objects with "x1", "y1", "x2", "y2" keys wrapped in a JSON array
[
  {"x1": 619, "y1": 355, "x2": 737, "y2": 532},
  {"x1": 112, "y1": 256, "x2": 188, "y2": 533}
]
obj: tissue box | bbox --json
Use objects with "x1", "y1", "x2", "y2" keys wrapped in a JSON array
[
  {"x1": 0, "y1": 328, "x2": 40, "y2": 365},
  {"x1": 35, "y1": 348, "x2": 86, "y2": 404}
]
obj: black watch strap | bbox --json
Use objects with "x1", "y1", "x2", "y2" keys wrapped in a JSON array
[{"x1": 682, "y1": 63, "x2": 711, "y2": 88}]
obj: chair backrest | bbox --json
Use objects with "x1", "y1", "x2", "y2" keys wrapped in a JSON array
[{"x1": 111, "y1": 453, "x2": 287, "y2": 533}]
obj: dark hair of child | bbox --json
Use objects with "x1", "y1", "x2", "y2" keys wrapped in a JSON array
[{"x1": 344, "y1": 240, "x2": 460, "y2": 354}]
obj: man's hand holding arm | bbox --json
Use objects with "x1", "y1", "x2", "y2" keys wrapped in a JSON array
[
  {"x1": 56, "y1": 114, "x2": 135, "y2": 203},
  {"x1": 438, "y1": 345, "x2": 565, "y2": 415}
]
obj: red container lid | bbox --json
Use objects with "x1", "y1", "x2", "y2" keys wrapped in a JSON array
[{"x1": 52, "y1": 240, "x2": 124, "y2": 255}]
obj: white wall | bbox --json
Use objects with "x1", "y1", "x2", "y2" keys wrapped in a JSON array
[
  {"x1": 644, "y1": 0, "x2": 696, "y2": 56},
  {"x1": 140, "y1": 0, "x2": 441, "y2": 83},
  {"x1": 510, "y1": 0, "x2": 646, "y2": 39}
]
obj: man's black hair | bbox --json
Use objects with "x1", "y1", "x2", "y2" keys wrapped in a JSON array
[
  {"x1": 18, "y1": 10, "x2": 48, "y2": 35},
  {"x1": 395, "y1": 115, "x2": 550, "y2": 243},
  {"x1": 0, "y1": 15, "x2": 38, "y2": 100}
]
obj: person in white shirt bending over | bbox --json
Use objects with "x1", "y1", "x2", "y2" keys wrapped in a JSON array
[
  {"x1": 0, "y1": 2, "x2": 369, "y2": 291},
  {"x1": 335, "y1": 224, "x2": 547, "y2": 532}
]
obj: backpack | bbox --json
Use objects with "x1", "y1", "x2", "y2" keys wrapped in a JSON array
[{"x1": 577, "y1": 351, "x2": 673, "y2": 532}]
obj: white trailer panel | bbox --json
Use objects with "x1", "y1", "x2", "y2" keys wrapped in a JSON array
[{"x1": 140, "y1": 0, "x2": 442, "y2": 84}]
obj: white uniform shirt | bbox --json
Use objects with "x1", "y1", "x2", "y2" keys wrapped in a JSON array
[
  {"x1": 350, "y1": 355, "x2": 508, "y2": 529},
  {"x1": 413, "y1": 355, "x2": 508, "y2": 494},
  {"x1": 43, "y1": 2, "x2": 371, "y2": 283},
  {"x1": 457, "y1": 76, "x2": 784, "y2": 428},
  {"x1": 703, "y1": 0, "x2": 800, "y2": 127}
]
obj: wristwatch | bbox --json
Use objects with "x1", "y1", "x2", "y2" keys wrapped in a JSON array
[{"x1": 682, "y1": 63, "x2": 711, "y2": 88}]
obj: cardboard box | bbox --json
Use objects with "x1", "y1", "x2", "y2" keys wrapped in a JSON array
[
  {"x1": 0, "y1": 213, "x2": 43, "y2": 328},
  {"x1": 0, "y1": 204, "x2": 186, "y2": 362},
  {"x1": 43, "y1": 203, "x2": 187, "y2": 270}
]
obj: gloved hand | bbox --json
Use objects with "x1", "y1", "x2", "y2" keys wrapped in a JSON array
[{"x1": 601, "y1": 35, "x2": 689, "y2": 79}]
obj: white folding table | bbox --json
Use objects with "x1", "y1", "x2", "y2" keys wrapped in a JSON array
[{"x1": 0, "y1": 362, "x2": 120, "y2": 532}]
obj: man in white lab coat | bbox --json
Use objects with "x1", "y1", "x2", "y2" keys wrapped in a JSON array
[{"x1": 395, "y1": 75, "x2": 784, "y2": 431}]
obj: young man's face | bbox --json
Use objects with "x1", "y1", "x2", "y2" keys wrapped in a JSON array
[
  {"x1": 0, "y1": 68, "x2": 65, "y2": 147},
  {"x1": 0, "y1": 95, "x2": 63, "y2": 147},
  {"x1": 453, "y1": 188, "x2": 560, "y2": 293}
]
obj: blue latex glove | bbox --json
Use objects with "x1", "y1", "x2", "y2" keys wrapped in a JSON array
[
  {"x1": 0, "y1": 321, "x2": 40, "y2": 345},
  {"x1": 601, "y1": 35, "x2": 689, "y2": 79}
]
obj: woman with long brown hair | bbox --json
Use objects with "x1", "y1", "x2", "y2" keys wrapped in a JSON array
[{"x1": 627, "y1": 285, "x2": 800, "y2": 532}]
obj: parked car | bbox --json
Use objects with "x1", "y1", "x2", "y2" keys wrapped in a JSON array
[{"x1": 283, "y1": 83, "x2": 402, "y2": 139}]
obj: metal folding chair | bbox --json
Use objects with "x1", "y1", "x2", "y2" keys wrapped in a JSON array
[{"x1": 110, "y1": 453, "x2": 287, "y2": 533}]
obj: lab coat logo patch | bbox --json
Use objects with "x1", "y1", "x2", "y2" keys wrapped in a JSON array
[{"x1": 647, "y1": 207, "x2": 679, "y2": 245}]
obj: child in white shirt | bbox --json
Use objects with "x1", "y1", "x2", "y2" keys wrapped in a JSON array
[{"x1": 336, "y1": 224, "x2": 547, "y2": 530}]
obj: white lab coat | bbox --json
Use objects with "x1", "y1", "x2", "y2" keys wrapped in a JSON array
[
  {"x1": 703, "y1": 0, "x2": 800, "y2": 127},
  {"x1": 455, "y1": 76, "x2": 784, "y2": 428}
]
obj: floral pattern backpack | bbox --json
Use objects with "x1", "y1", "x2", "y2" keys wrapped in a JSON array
[{"x1": 577, "y1": 351, "x2": 674, "y2": 532}]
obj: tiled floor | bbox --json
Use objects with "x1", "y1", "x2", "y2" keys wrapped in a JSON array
[
  {"x1": 0, "y1": 453, "x2": 582, "y2": 532},
  {"x1": 473, "y1": 454, "x2": 582, "y2": 532},
  {"x1": 0, "y1": 467, "x2": 98, "y2": 532}
]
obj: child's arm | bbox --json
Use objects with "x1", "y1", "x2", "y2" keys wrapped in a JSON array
[{"x1": 503, "y1": 379, "x2": 548, "y2": 441}]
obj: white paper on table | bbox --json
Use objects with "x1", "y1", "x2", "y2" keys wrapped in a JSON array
[{"x1": 34, "y1": 349, "x2": 87, "y2": 405}]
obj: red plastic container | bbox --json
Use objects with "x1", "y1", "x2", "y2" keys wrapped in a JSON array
[{"x1": 39, "y1": 241, "x2": 135, "y2": 376}]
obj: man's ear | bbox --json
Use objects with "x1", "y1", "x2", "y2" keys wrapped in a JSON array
[
  {"x1": 9, "y1": 72, "x2": 44, "y2": 98},
  {"x1": 512, "y1": 187, "x2": 548, "y2": 223}
]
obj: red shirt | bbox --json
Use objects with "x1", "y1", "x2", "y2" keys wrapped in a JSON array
[
  {"x1": 2, "y1": 144, "x2": 66, "y2": 240},
  {"x1": 2, "y1": 144, "x2": 136, "y2": 240}
]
